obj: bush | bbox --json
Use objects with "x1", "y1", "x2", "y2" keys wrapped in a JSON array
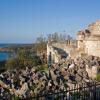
[
  {"x1": 5, "y1": 58, "x2": 18, "y2": 70},
  {"x1": 35, "y1": 64, "x2": 48, "y2": 71},
  {"x1": 96, "y1": 74, "x2": 100, "y2": 81},
  {"x1": 5, "y1": 49, "x2": 43, "y2": 70}
]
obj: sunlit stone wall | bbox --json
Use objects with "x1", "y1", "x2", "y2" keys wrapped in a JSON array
[
  {"x1": 77, "y1": 20, "x2": 100, "y2": 57},
  {"x1": 85, "y1": 40, "x2": 100, "y2": 57}
]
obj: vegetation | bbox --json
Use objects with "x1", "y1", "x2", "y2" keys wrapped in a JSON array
[
  {"x1": 1, "y1": 32, "x2": 72, "y2": 71},
  {"x1": 35, "y1": 64, "x2": 48, "y2": 72},
  {"x1": 95, "y1": 73, "x2": 100, "y2": 81},
  {"x1": 35, "y1": 33, "x2": 72, "y2": 64},
  {"x1": 5, "y1": 49, "x2": 42, "y2": 70},
  {"x1": 0, "y1": 61, "x2": 6, "y2": 68},
  {"x1": 35, "y1": 35, "x2": 47, "y2": 63},
  {"x1": 47, "y1": 32, "x2": 73, "y2": 42}
]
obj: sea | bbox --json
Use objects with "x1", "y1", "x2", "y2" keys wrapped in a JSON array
[{"x1": 0, "y1": 44, "x2": 15, "y2": 61}]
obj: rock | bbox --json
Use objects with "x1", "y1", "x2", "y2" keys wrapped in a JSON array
[
  {"x1": 75, "y1": 74, "x2": 82, "y2": 82},
  {"x1": 50, "y1": 70, "x2": 57, "y2": 81}
]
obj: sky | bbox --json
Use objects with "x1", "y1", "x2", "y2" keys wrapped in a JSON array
[{"x1": 0, "y1": 0, "x2": 100, "y2": 43}]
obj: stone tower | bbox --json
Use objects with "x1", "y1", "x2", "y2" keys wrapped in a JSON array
[{"x1": 77, "y1": 20, "x2": 100, "y2": 57}]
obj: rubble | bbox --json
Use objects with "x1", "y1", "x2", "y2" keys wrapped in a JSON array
[{"x1": 0, "y1": 56, "x2": 100, "y2": 99}]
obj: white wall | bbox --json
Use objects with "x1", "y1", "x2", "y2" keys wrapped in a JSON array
[{"x1": 85, "y1": 40, "x2": 100, "y2": 57}]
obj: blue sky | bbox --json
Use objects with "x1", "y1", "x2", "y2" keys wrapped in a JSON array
[{"x1": 0, "y1": 0, "x2": 100, "y2": 43}]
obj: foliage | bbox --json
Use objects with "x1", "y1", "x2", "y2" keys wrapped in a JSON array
[
  {"x1": 72, "y1": 92, "x2": 81, "y2": 100},
  {"x1": 5, "y1": 58, "x2": 18, "y2": 70},
  {"x1": 35, "y1": 35, "x2": 47, "y2": 63},
  {"x1": 11, "y1": 95, "x2": 20, "y2": 100},
  {"x1": 35, "y1": 36, "x2": 47, "y2": 52},
  {"x1": 0, "y1": 61, "x2": 6, "y2": 68},
  {"x1": 47, "y1": 32, "x2": 73, "y2": 42},
  {"x1": 96, "y1": 73, "x2": 100, "y2": 81},
  {"x1": 5, "y1": 49, "x2": 42, "y2": 70},
  {"x1": 35, "y1": 64, "x2": 48, "y2": 71}
]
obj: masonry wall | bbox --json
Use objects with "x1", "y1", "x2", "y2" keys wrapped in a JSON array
[
  {"x1": 86, "y1": 66, "x2": 98, "y2": 79},
  {"x1": 47, "y1": 44, "x2": 60, "y2": 64},
  {"x1": 85, "y1": 40, "x2": 100, "y2": 57},
  {"x1": 77, "y1": 40, "x2": 85, "y2": 49}
]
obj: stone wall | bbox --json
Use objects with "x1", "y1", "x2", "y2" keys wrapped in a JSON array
[
  {"x1": 77, "y1": 20, "x2": 100, "y2": 58},
  {"x1": 47, "y1": 41, "x2": 77, "y2": 64},
  {"x1": 85, "y1": 40, "x2": 100, "y2": 57},
  {"x1": 86, "y1": 65, "x2": 100, "y2": 79},
  {"x1": 47, "y1": 43, "x2": 60, "y2": 64},
  {"x1": 77, "y1": 20, "x2": 100, "y2": 79},
  {"x1": 88, "y1": 20, "x2": 100, "y2": 36}
]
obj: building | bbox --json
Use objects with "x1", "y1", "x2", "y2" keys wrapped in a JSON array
[
  {"x1": 47, "y1": 20, "x2": 100, "y2": 79},
  {"x1": 77, "y1": 20, "x2": 100, "y2": 57},
  {"x1": 77, "y1": 20, "x2": 100, "y2": 79},
  {"x1": 47, "y1": 40, "x2": 77, "y2": 65}
]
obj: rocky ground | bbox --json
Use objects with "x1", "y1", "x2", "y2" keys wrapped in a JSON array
[{"x1": 0, "y1": 55, "x2": 100, "y2": 99}]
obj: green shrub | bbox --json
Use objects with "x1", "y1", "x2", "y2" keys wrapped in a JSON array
[
  {"x1": 96, "y1": 74, "x2": 100, "y2": 81},
  {"x1": 35, "y1": 64, "x2": 48, "y2": 71}
]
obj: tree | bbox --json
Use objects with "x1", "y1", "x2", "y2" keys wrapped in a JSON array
[
  {"x1": 47, "y1": 32, "x2": 72, "y2": 42},
  {"x1": 5, "y1": 49, "x2": 42, "y2": 70},
  {"x1": 5, "y1": 58, "x2": 18, "y2": 70},
  {"x1": 35, "y1": 35, "x2": 47, "y2": 63},
  {"x1": 52, "y1": 32, "x2": 59, "y2": 42}
]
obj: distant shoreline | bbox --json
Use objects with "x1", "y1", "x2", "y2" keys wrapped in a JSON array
[{"x1": 0, "y1": 43, "x2": 34, "y2": 63}]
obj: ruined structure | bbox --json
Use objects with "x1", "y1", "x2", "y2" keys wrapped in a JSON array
[
  {"x1": 47, "y1": 20, "x2": 100, "y2": 63},
  {"x1": 47, "y1": 40, "x2": 76, "y2": 65},
  {"x1": 77, "y1": 20, "x2": 100, "y2": 79},
  {"x1": 77, "y1": 20, "x2": 100, "y2": 57}
]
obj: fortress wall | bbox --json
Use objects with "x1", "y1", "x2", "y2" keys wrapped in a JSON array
[
  {"x1": 47, "y1": 42, "x2": 76, "y2": 64},
  {"x1": 51, "y1": 42, "x2": 67, "y2": 51},
  {"x1": 77, "y1": 40, "x2": 85, "y2": 49},
  {"x1": 85, "y1": 40, "x2": 100, "y2": 57},
  {"x1": 86, "y1": 66, "x2": 98, "y2": 79},
  {"x1": 47, "y1": 44, "x2": 60, "y2": 64}
]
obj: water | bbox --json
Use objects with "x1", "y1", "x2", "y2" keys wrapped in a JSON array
[
  {"x1": 0, "y1": 44, "x2": 14, "y2": 61},
  {"x1": 0, "y1": 44, "x2": 9, "y2": 48},
  {"x1": 0, "y1": 44, "x2": 32, "y2": 61},
  {"x1": 0, "y1": 52, "x2": 12, "y2": 61}
]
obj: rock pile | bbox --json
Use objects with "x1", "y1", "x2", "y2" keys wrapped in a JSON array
[{"x1": 0, "y1": 56, "x2": 100, "y2": 99}]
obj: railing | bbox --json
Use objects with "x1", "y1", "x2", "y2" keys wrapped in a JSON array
[
  {"x1": 30, "y1": 82, "x2": 100, "y2": 100},
  {"x1": 1, "y1": 82, "x2": 100, "y2": 100}
]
